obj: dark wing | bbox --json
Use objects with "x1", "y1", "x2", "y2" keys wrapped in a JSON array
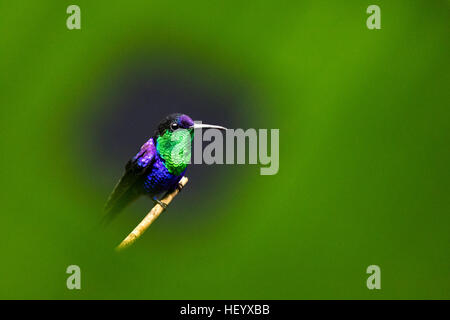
[{"x1": 102, "y1": 138, "x2": 157, "y2": 224}]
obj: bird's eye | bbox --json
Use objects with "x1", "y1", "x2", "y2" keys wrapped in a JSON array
[{"x1": 170, "y1": 122, "x2": 179, "y2": 131}]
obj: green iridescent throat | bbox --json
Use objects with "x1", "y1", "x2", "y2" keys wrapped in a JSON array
[{"x1": 156, "y1": 129, "x2": 193, "y2": 175}]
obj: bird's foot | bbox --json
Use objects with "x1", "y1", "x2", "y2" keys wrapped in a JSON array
[
  {"x1": 176, "y1": 182, "x2": 184, "y2": 192},
  {"x1": 154, "y1": 199, "x2": 168, "y2": 210}
]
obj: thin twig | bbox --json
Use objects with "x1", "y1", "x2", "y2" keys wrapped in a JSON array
[{"x1": 115, "y1": 176, "x2": 189, "y2": 251}]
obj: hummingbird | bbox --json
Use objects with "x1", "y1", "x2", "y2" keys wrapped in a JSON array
[{"x1": 103, "y1": 113, "x2": 226, "y2": 223}]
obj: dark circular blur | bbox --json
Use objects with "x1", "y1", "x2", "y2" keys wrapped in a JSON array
[{"x1": 82, "y1": 52, "x2": 254, "y2": 225}]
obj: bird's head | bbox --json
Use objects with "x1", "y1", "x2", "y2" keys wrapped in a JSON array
[
  {"x1": 155, "y1": 113, "x2": 226, "y2": 138},
  {"x1": 154, "y1": 113, "x2": 226, "y2": 174}
]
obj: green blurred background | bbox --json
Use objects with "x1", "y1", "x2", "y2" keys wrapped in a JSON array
[{"x1": 0, "y1": 1, "x2": 449, "y2": 299}]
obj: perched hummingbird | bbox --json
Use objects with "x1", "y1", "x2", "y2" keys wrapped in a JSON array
[{"x1": 103, "y1": 113, "x2": 226, "y2": 223}]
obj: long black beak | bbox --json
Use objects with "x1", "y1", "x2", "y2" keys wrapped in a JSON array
[{"x1": 191, "y1": 123, "x2": 227, "y2": 131}]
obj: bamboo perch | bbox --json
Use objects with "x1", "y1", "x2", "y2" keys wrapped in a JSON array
[{"x1": 115, "y1": 176, "x2": 189, "y2": 251}]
